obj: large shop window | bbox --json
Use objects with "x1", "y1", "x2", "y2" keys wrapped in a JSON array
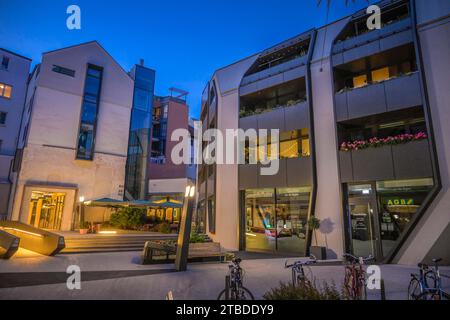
[
  {"x1": 76, "y1": 64, "x2": 103, "y2": 160},
  {"x1": 346, "y1": 178, "x2": 433, "y2": 259},
  {"x1": 244, "y1": 187, "x2": 311, "y2": 254},
  {"x1": 245, "y1": 129, "x2": 310, "y2": 163}
]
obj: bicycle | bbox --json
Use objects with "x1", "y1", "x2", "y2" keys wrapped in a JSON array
[
  {"x1": 343, "y1": 253, "x2": 375, "y2": 300},
  {"x1": 408, "y1": 258, "x2": 450, "y2": 300},
  {"x1": 217, "y1": 257, "x2": 254, "y2": 300},
  {"x1": 285, "y1": 255, "x2": 317, "y2": 287}
]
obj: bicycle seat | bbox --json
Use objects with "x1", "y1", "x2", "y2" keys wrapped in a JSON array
[
  {"x1": 432, "y1": 258, "x2": 442, "y2": 263},
  {"x1": 418, "y1": 263, "x2": 428, "y2": 269}
]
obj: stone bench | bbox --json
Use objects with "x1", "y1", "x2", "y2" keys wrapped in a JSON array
[{"x1": 141, "y1": 240, "x2": 228, "y2": 264}]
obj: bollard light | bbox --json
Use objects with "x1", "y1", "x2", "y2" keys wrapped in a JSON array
[{"x1": 175, "y1": 184, "x2": 196, "y2": 271}]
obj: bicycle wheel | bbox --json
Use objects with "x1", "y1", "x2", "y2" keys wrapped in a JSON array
[
  {"x1": 408, "y1": 277, "x2": 422, "y2": 300},
  {"x1": 303, "y1": 265, "x2": 315, "y2": 285},
  {"x1": 238, "y1": 287, "x2": 255, "y2": 300},
  {"x1": 217, "y1": 289, "x2": 227, "y2": 300}
]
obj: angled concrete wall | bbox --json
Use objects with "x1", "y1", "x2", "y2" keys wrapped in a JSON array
[{"x1": 395, "y1": 1, "x2": 450, "y2": 265}]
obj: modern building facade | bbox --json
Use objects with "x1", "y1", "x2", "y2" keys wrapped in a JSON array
[
  {"x1": 198, "y1": 0, "x2": 450, "y2": 264},
  {"x1": 147, "y1": 93, "x2": 196, "y2": 224},
  {"x1": 8, "y1": 41, "x2": 134, "y2": 231},
  {"x1": 0, "y1": 49, "x2": 31, "y2": 219}
]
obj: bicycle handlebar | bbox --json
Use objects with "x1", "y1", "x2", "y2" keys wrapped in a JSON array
[
  {"x1": 343, "y1": 253, "x2": 375, "y2": 263},
  {"x1": 285, "y1": 256, "x2": 317, "y2": 268}
]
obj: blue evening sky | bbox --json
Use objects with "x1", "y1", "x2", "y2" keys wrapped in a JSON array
[{"x1": 0, "y1": 0, "x2": 371, "y2": 118}]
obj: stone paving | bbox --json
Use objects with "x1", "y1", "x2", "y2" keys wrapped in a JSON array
[{"x1": 0, "y1": 249, "x2": 449, "y2": 300}]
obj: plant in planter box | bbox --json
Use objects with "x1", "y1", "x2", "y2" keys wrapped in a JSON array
[
  {"x1": 308, "y1": 217, "x2": 326, "y2": 260},
  {"x1": 79, "y1": 221, "x2": 90, "y2": 235}
]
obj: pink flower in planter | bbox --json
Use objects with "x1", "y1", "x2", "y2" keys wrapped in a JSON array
[{"x1": 339, "y1": 131, "x2": 428, "y2": 152}]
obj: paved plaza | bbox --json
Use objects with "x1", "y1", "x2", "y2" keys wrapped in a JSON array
[{"x1": 0, "y1": 249, "x2": 449, "y2": 300}]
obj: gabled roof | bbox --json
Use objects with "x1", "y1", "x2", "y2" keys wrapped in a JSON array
[
  {"x1": 0, "y1": 48, "x2": 32, "y2": 61},
  {"x1": 42, "y1": 40, "x2": 132, "y2": 80}
]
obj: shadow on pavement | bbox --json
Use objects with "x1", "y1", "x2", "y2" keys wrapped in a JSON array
[{"x1": 0, "y1": 269, "x2": 176, "y2": 288}]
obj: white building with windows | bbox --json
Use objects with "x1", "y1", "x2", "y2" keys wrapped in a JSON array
[{"x1": 9, "y1": 41, "x2": 134, "y2": 231}]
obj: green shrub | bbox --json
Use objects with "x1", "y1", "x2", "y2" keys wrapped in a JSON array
[
  {"x1": 263, "y1": 281, "x2": 342, "y2": 300},
  {"x1": 190, "y1": 233, "x2": 206, "y2": 243},
  {"x1": 153, "y1": 222, "x2": 171, "y2": 234},
  {"x1": 80, "y1": 221, "x2": 90, "y2": 229},
  {"x1": 109, "y1": 207, "x2": 145, "y2": 230}
]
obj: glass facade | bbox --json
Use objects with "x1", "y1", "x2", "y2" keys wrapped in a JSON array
[
  {"x1": 76, "y1": 64, "x2": 103, "y2": 160},
  {"x1": 346, "y1": 178, "x2": 434, "y2": 260},
  {"x1": 125, "y1": 65, "x2": 155, "y2": 200},
  {"x1": 244, "y1": 187, "x2": 311, "y2": 255},
  {"x1": 150, "y1": 103, "x2": 168, "y2": 160}
]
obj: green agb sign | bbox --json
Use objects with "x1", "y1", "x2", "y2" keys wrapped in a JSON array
[{"x1": 386, "y1": 198, "x2": 414, "y2": 206}]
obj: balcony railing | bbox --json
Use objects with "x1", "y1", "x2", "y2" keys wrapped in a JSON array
[
  {"x1": 335, "y1": 72, "x2": 422, "y2": 121},
  {"x1": 339, "y1": 139, "x2": 432, "y2": 182},
  {"x1": 240, "y1": 97, "x2": 307, "y2": 118}
]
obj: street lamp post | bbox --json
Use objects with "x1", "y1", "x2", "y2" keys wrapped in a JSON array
[
  {"x1": 175, "y1": 184, "x2": 196, "y2": 271},
  {"x1": 78, "y1": 196, "x2": 85, "y2": 230}
]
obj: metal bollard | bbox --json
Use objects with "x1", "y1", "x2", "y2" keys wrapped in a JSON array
[{"x1": 380, "y1": 278, "x2": 386, "y2": 300}]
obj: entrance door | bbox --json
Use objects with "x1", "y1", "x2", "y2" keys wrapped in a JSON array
[
  {"x1": 346, "y1": 183, "x2": 382, "y2": 260},
  {"x1": 28, "y1": 191, "x2": 66, "y2": 230}
]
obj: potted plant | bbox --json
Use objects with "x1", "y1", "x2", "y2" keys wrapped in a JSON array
[
  {"x1": 79, "y1": 221, "x2": 90, "y2": 235},
  {"x1": 308, "y1": 217, "x2": 327, "y2": 260}
]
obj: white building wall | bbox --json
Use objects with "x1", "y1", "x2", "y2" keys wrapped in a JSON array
[{"x1": 310, "y1": 19, "x2": 349, "y2": 259}]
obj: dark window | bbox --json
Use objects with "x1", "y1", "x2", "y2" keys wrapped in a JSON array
[
  {"x1": 336, "y1": 3, "x2": 410, "y2": 42},
  {"x1": 76, "y1": 64, "x2": 103, "y2": 160},
  {"x1": 52, "y1": 65, "x2": 76, "y2": 77},
  {"x1": 12, "y1": 148, "x2": 23, "y2": 172},
  {"x1": 207, "y1": 197, "x2": 216, "y2": 234},
  {"x1": 0, "y1": 112, "x2": 6, "y2": 125},
  {"x1": 245, "y1": 38, "x2": 310, "y2": 76},
  {"x1": 22, "y1": 123, "x2": 29, "y2": 143},
  {"x1": 240, "y1": 78, "x2": 307, "y2": 117},
  {"x1": 1, "y1": 56, "x2": 10, "y2": 70}
]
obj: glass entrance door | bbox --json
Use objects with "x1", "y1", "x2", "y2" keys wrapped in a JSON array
[
  {"x1": 28, "y1": 191, "x2": 66, "y2": 230},
  {"x1": 345, "y1": 179, "x2": 434, "y2": 261},
  {"x1": 346, "y1": 184, "x2": 381, "y2": 259}
]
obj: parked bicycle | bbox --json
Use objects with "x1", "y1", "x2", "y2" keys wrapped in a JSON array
[
  {"x1": 285, "y1": 255, "x2": 317, "y2": 287},
  {"x1": 343, "y1": 253, "x2": 375, "y2": 300},
  {"x1": 217, "y1": 257, "x2": 254, "y2": 300},
  {"x1": 408, "y1": 258, "x2": 450, "y2": 300}
]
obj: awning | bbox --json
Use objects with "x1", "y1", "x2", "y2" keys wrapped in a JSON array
[
  {"x1": 83, "y1": 198, "x2": 183, "y2": 209},
  {"x1": 84, "y1": 198, "x2": 125, "y2": 207},
  {"x1": 149, "y1": 199, "x2": 183, "y2": 208}
]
